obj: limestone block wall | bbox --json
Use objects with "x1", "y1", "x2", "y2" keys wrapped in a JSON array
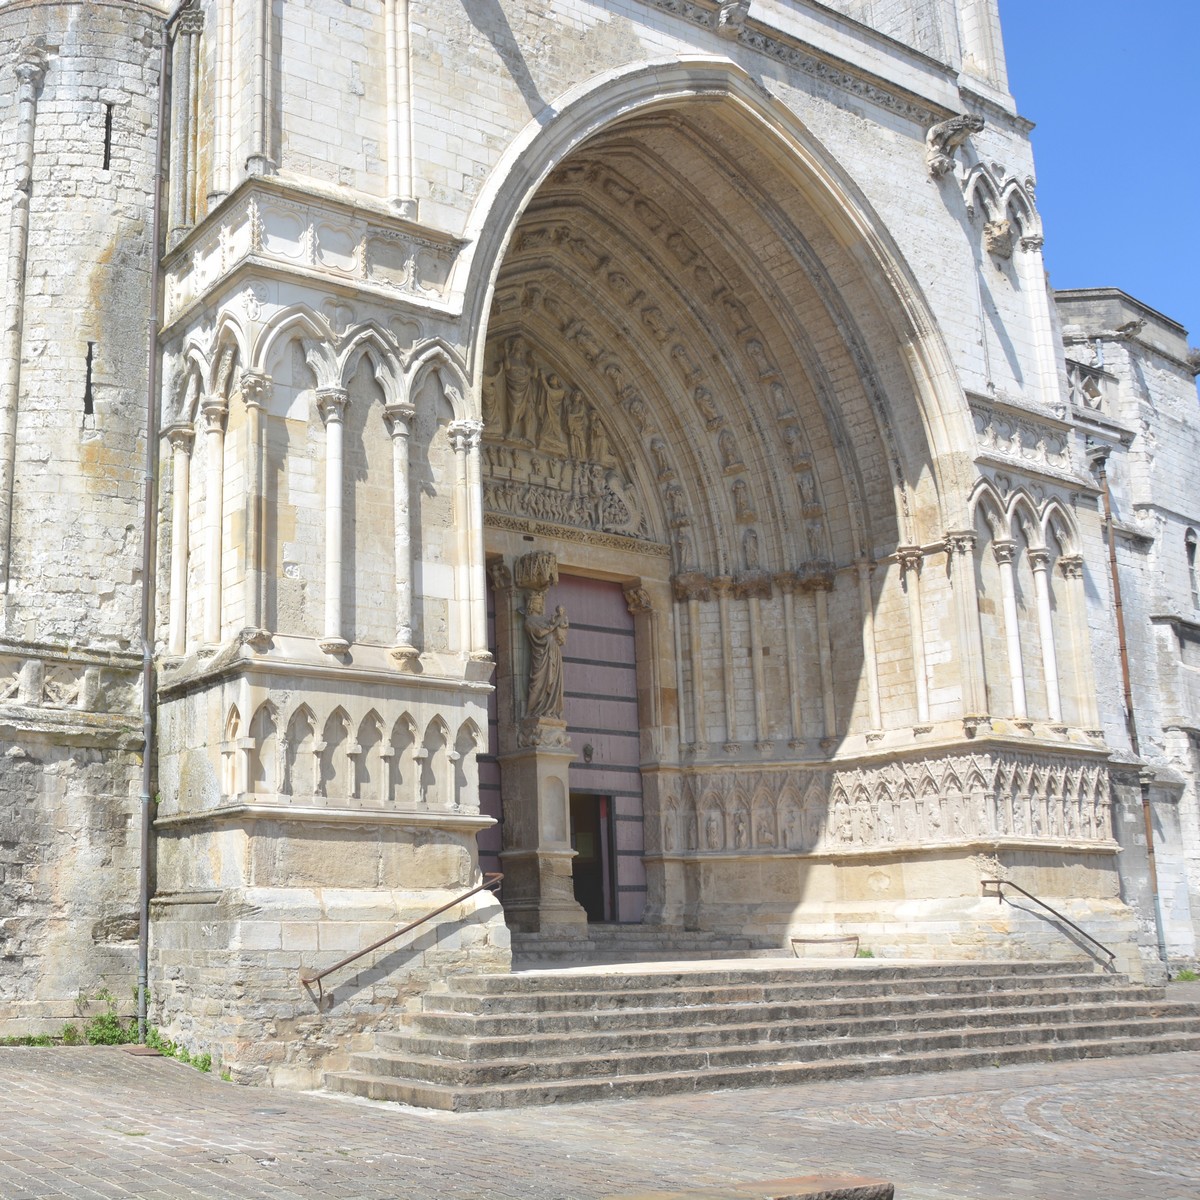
[
  {"x1": 0, "y1": 0, "x2": 166, "y2": 1032},
  {"x1": 1057, "y1": 289, "x2": 1200, "y2": 963}
]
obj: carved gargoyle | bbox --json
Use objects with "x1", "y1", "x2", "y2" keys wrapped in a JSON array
[
  {"x1": 926, "y1": 113, "x2": 985, "y2": 179},
  {"x1": 717, "y1": 1, "x2": 750, "y2": 39}
]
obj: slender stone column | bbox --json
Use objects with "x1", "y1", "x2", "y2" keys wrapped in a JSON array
[
  {"x1": 1059, "y1": 555, "x2": 1099, "y2": 728},
  {"x1": 384, "y1": 0, "x2": 416, "y2": 215},
  {"x1": 740, "y1": 575, "x2": 772, "y2": 748},
  {"x1": 945, "y1": 530, "x2": 988, "y2": 723},
  {"x1": 992, "y1": 539, "x2": 1027, "y2": 719},
  {"x1": 200, "y1": 396, "x2": 228, "y2": 644},
  {"x1": 247, "y1": 0, "x2": 276, "y2": 175},
  {"x1": 167, "y1": 23, "x2": 192, "y2": 244},
  {"x1": 384, "y1": 402, "x2": 417, "y2": 662},
  {"x1": 806, "y1": 569, "x2": 838, "y2": 743},
  {"x1": 209, "y1": 0, "x2": 234, "y2": 202},
  {"x1": 317, "y1": 387, "x2": 348, "y2": 653},
  {"x1": 1029, "y1": 548, "x2": 1062, "y2": 722},
  {"x1": 711, "y1": 576, "x2": 738, "y2": 749},
  {"x1": 0, "y1": 47, "x2": 47, "y2": 590},
  {"x1": 898, "y1": 546, "x2": 930, "y2": 724},
  {"x1": 775, "y1": 573, "x2": 803, "y2": 746},
  {"x1": 460, "y1": 420, "x2": 488, "y2": 658},
  {"x1": 448, "y1": 420, "x2": 485, "y2": 658},
  {"x1": 240, "y1": 372, "x2": 270, "y2": 637},
  {"x1": 857, "y1": 559, "x2": 882, "y2": 730},
  {"x1": 166, "y1": 425, "x2": 195, "y2": 654},
  {"x1": 673, "y1": 573, "x2": 710, "y2": 752}
]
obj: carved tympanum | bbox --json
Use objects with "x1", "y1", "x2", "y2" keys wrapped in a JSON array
[{"x1": 482, "y1": 337, "x2": 650, "y2": 540}]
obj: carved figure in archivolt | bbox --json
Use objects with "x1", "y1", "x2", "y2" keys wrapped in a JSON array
[
  {"x1": 523, "y1": 589, "x2": 568, "y2": 721},
  {"x1": 503, "y1": 335, "x2": 540, "y2": 444}
]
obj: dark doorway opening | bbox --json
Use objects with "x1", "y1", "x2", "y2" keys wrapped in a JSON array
[{"x1": 570, "y1": 793, "x2": 616, "y2": 923}]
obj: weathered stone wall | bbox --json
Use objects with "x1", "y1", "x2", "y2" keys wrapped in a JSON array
[
  {"x1": 1056, "y1": 289, "x2": 1200, "y2": 967},
  {"x1": 0, "y1": 1, "x2": 165, "y2": 1034}
]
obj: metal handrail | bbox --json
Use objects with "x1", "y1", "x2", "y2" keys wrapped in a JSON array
[
  {"x1": 982, "y1": 878, "x2": 1117, "y2": 970},
  {"x1": 300, "y1": 872, "x2": 503, "y2": 1000}
]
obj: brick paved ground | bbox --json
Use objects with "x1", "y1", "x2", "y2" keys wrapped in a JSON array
[{"x1": 1, "y1": 1044, "x2": 1197, "y2": 1199}]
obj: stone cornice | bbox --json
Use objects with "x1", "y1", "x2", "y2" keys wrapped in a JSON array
[
  {"x1": 640, "y1": 0, "x2": 956, "y2": 127},
  {"x1": 154, "y1": 803, "x2": 495, "y2": 833}
]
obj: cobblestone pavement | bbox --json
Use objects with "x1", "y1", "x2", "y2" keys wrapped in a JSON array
[{"x1": 1, "y1": 1046, "x2": 1198, "y2": 1199}]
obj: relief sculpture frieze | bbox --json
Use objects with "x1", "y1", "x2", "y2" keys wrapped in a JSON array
[{"x1": 482, "y1": 336, "x2": 651, "y2": 541}]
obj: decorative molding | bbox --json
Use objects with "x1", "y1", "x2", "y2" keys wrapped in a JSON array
[{"x1": 971, "y1": 399, "x2": 1071, "y2": 472}]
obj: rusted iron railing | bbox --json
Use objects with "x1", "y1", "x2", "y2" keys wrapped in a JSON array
[
  {"x1": 982, "y1": 878, "x2": 1117, "y2": 970},
  {"x1": 300, "y1": 872, "x2": 503, "y2": 1001}
]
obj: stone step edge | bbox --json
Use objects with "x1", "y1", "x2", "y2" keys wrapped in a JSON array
[
  {"x1": 447, "y1": 961, "x2": 1118, "y2": 993},
  {"x1": 428, "y1": 975, "x2": 1149, "y2": 1012},
  {"x1": 324, "y1": 1030, "x2": 1200, "y2": 1111},
  {"x1": 406, "y1": 986, "x2": 1171, "y2": 1033},
  {"x1": 416, "y1": 982, "x2": 1166, "y2": 1023},
  {"x1": 356, "y1": 1015, "x2": 1200, "y2": 1081},
  {"x1": 382, "y1": 1001, "x2": 1200, "y2": 1059}
]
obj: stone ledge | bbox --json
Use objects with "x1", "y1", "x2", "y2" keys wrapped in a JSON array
[{"x1": 153, "y1": 802, "x2": 495, "y2": 833}]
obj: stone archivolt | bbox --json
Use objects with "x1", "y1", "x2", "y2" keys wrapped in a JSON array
[
  {"x1": 667, "y1": 750, "x2": 1112, "y2": 856},
  {"x1": 492, "y1": 149, "x2": 847, "y2": 573}
]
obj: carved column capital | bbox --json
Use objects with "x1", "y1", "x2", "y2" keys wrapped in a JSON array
[
  {"x1": 773, "y1": 571, "x2": 799, "y2": 595},
  {"x1": 897, "y1": 545, "x2": 924, "y2": 576},
  {"x1": 623, "y1": 584, "x2": 653, "y2": 615},
  {"x1": 240, "y1": 370, "x2": 271, "y2": 411},
  {"x1": 448, "y1": 418, "x2": 484, "y2": 453},
  {"x1": 383, "y1": 402, "x2": 416, "y2": 439},
  {"x1": 1020, "y1": 234, "x2": 1045, "y2": 253},
  {"x1": 992, "y1": 539, "x2": 1017, "y2": 566},
  {"x1": 799, "y1": 563, "x2": 836, "y2": 593},
  {"x1": 710, "y1": 575, "x2": 735, "y2": 599},
  {"x1": 164, "y1": 423, "x2": 195, "y2": 453},
  {"x1": 1059, "y1": 554, "x2": 1084, "y2": 580},
  {"x1": 199, "y1": 395, "x2": 228, "y2": 432},
  {"x1": 672, "y1": 572, "x2": 711, "y2": 603},
  {"x1": 316, "y1": 387, "x2": 347, "y2": 425},
  {"x1": 944, "y1": 530, "x2": 977, "y2": 558},
  {"x1": 1028, "y1": 547, "x2": 1051, "y2": 573},
  {"x1": 736, "y1": 572, "x2": 772, "y2": 600}
]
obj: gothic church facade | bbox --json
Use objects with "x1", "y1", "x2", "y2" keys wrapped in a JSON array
[{"x1": 1, "y1": 0, "x2": 1197, "y2": 1085}]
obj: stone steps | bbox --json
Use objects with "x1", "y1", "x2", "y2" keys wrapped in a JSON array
[
  {"x1": 408, "y1": 984, "x2": 1165, "y2": 1038},
  {"x1": 323, "y1": 959, "x2": 1200, "y2": 1111},
  {"x1": 390, "y1": 1000, "x2": 1199, "y2": 1062}
]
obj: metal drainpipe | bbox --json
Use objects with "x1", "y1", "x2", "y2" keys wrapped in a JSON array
[
  {"x1": 138, "y1": 2, "x2": 187, "y2": 1045},
  {"x1": 1093, "y1": 449, "x2": 1169, "y2": 972}
]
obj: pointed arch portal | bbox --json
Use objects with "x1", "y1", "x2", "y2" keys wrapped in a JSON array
[{"x1": 479, "y1": 93, "x2": 965, "y2": 933}]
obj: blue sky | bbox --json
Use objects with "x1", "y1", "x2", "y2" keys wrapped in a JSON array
[{"x1": 999, "y1": 2, "x2": 1199, "y2": 341}]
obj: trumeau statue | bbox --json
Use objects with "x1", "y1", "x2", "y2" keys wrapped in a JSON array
[{"x1": 523, "y1": 590, "x2": 569, "y2": 721}]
